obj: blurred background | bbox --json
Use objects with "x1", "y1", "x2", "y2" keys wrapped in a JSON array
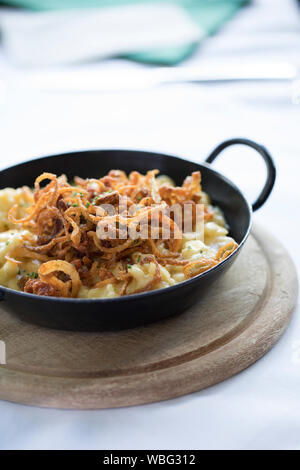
[{"x1": 0, "y1": 0, "x2": 299, "y2": 265}]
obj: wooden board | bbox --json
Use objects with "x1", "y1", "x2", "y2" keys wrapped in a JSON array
[{"x1": 0, "y1": 224, "x2": 298, "y2": 409}]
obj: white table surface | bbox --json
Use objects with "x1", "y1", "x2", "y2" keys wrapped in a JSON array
[{"x1": 0, "y1": 0, "x2": 299, "y2": 450}]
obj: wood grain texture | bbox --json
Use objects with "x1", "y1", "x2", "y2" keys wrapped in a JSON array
[{"x1": 0, "y1": 224, "x2": 298, "y2": 409}]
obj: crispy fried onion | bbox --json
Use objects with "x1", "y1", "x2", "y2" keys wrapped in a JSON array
[
  {"x1": 215, "y1": 241, "x2": 238, "y2": 261},
  {"x1": 7, "y1": 168, "x2": 237, "y2": 297},
  {"x1": 183, "y1": 258, "x2": 218, "y2": 279},
  {"x1": 36, "y1": 260, "x2": 81, "y2": 297}
]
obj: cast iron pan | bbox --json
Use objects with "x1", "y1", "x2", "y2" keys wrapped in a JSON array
[{"x1": 0, "y1": 138, "x2": 275, "y2": 331}]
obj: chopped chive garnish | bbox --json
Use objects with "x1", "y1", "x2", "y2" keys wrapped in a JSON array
[
  {"x1": 85, "y1": 202, "x2": 90, "y2": 208},
  {"x1": 79, "y1": 192, "x2": 84, "y2": 197},
  {"x1": 5, "y1": 241, "x2": 9, "y2": 246},
  {"x1": 72, "y1": 191, "x2": 78, "y2": 196},
  {"x1": 18, "y1": 269, "x2": 21, "y2": 275},
  {"x1": 137, "y1": 255, "x2": 141, "y2": 263},
  {"x1": 72, "y1": 203, "x2": 79, "y2": 207},
  {"x1": 29, "y1": 272, "x2": 38, "y2": 279},
  {"x1": 127, "y1": 264, "x2": 132, "y2": 270}
]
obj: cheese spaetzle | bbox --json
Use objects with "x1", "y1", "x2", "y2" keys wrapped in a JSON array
[{"x1": 0, "y1": 170, "x2": 238, "y2": 298}]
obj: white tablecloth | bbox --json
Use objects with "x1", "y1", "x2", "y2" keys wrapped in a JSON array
[{"x1": 0, "y1": 0, "x2": 299, "y2": 450}]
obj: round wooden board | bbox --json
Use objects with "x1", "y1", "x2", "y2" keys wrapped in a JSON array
[{"x1": 0, "y1": 224, "x2": 298, "y2": 409}]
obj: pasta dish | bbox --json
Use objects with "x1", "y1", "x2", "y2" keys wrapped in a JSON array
[{"x1": 0, "y1": 169, "x2": 237, "y2": 298}]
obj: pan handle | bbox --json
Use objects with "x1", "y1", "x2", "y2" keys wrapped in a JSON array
[{"x1": 205, "y1": 138, "x2": 276, "y2": 212}]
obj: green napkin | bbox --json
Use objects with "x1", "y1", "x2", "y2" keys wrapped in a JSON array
[{"x1": 0, "y1": 0, "x2": 249, "y2": 64}]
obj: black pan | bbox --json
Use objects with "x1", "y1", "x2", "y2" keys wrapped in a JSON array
[{"x1": 0, "y1": 138, "x2": 275, "y2": 331}]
